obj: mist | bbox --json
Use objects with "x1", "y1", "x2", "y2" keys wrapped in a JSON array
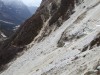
[{"x1": 21, "y1": 0, "x2": 42, "y2": 7}]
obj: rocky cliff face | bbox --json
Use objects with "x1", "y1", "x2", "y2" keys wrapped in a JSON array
[{"x1": 0, "y1": 0, "x2": 100, "y2": 75}]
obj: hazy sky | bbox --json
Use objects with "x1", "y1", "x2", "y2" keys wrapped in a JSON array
[{"x1": 21, "y1": 0, "x2": 42, "y2": 7}]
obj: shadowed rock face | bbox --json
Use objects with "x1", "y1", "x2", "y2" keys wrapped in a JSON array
[
  {"x1": 0, "y1": 0, "x2": 81, "y2": 71},
  {"x1": 12, "y1": 14, "x2": 43, "y2": 46},
  {"x1": 49, "y1": 0, "x2": 75, "y2": 26}
]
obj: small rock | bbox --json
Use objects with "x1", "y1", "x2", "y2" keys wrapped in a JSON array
[
  {"x1": 84, "y1": 70, "x2": 98, "y2": 75},
  {"x1": 97, "y1": 66, "x2": 100, "y2": 70}
]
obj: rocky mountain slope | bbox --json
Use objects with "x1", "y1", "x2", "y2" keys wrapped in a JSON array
[
  {"x1": 0, "y1": 0, "x2": 32, "y2": 37},
  {"x1": 0, "y1": 0, "x2": 100, "y2": 75},
  {"x1": 0, "y1": 31, "x2": 6, "y2": 42}
]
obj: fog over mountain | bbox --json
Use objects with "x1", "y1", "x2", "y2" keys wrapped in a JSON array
[
  {"x1": 21, "y1": 0, "x2": 42, "y2": 7},
  {"x1": 28, "y1": 6, "x2": 37, "y2": 14}
]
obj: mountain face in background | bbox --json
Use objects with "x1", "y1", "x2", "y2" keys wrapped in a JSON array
[
  {"x1": 0, "y1": 0, "x2": 100, "y2": 75},
  {"x1": 0, "y1": 0, "x2": 32, "y2": 37}
]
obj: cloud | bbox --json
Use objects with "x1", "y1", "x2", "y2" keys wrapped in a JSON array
[{"x1": 21, "y1": 0, "x2": 42, "y2": 7}]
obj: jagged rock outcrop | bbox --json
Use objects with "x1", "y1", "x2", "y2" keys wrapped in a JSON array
[
  {"x1": 0, "y1": 31, "x2": 6, "y2": 42},
  {"x1": 0, "y1": 0, "x2": 100, "y2": 75}
]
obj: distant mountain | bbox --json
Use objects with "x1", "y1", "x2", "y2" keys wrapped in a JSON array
[
  {"x1": 28, "y1": 6, "x2": 37, "y2": 14},
  {"x1": 0, "y1": 0, "x2": 32, "y2": 37}
]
